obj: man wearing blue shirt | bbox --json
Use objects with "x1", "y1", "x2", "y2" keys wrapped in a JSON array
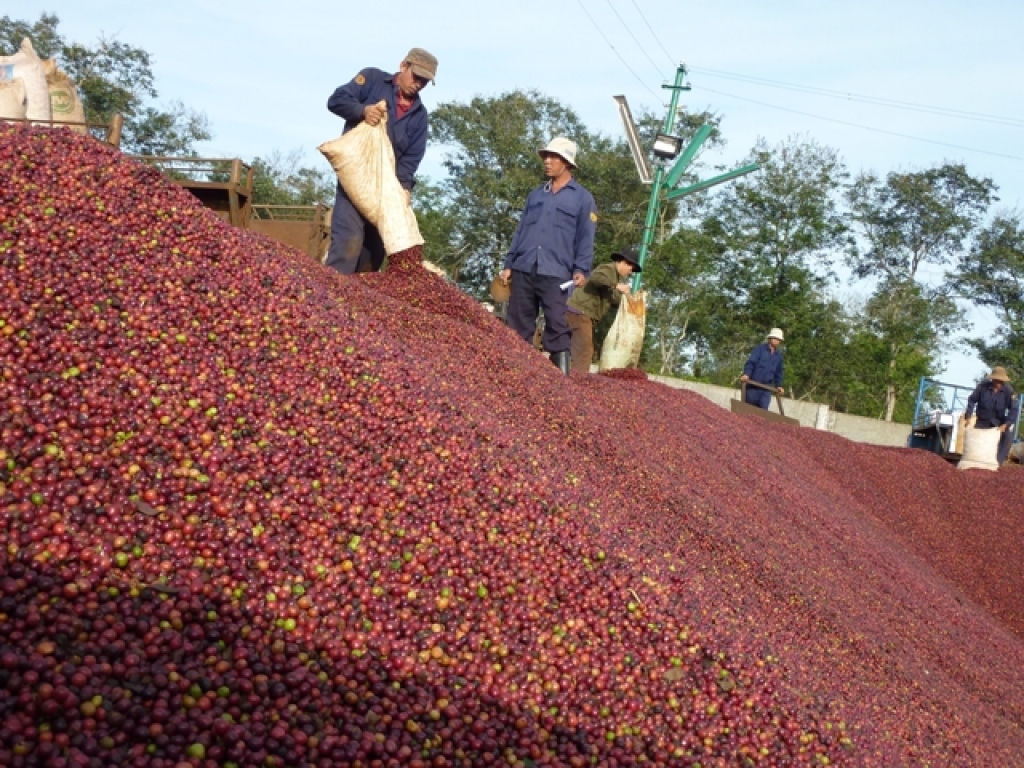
[
  {"x1": 325, "y1": 48, "x2": 436, "y2": 274},
  {"x1": 499, "y1": 137, "x2": 597, "y2": 374},
  {"x1": 741, "y1": 328, "x2": 785, "y2": 409}
]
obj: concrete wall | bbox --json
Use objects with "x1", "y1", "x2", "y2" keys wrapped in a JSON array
[{"x1": 644, "y1": 374, "x2": 911, "y2": 448}]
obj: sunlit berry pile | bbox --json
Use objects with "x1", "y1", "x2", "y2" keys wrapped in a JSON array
[{"x1": 1, "y1": 125, "x2": 1023, "y2": 767}]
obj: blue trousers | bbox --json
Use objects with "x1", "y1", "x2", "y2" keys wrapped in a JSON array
[
  {"x1": 325, "y1": 183, "x2": 386, "y2": 274},
  {"x1": 744, "y1": 386, "x2": 772, "y2": 409},
  {"x1": 506, "y1": 267, "x2": 571, "y2": 353}
]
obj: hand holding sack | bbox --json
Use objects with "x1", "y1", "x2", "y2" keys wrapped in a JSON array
[
  {"x1": 599, "y1": 290, "x2": 646, "y2": 371},
  {"x1": 318, "y1": 101, "x2": 424, "y2": 256}
]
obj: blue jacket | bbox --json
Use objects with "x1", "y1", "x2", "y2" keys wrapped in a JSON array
[
  {"x1": 966, "y1": 380, "x2": 1014, "y2": 427},
  {"x1": 327, "y1": 68, "x2": 428, "y2": 190},
  {"x1": 743, "y1": 342, "x2": 784, "y2": 387},
  {"x1": 503, "y1": 179, "x2": 597, "y2": 281}
]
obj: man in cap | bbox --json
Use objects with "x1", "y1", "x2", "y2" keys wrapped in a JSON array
[
  {"x1": 966, "y1": 368, "x2": 1015, "y2": 457},
  {"x1": 325, "y1": 48, "x2": 437, "y2": 274},
  {"x1": 740, "y1": 329, "x2": 785, "y2": 409},
  {"x1": 565, "y1": 249, "x2": 640, "y2": 373},
  {"x1": 499, "y1": 137, "x2": 597, "y2": 374}
]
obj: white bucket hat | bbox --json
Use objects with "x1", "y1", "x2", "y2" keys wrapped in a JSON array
[
  {"x1": 767, "y1": 327, "x2": 785, "y2": 341},
  {"x1": 539, "y1": 137, "x2": 577, "y2": 168}
]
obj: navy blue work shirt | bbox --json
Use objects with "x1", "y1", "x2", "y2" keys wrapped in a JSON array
[
  {"x1": 327, "y1": 68, "x2": 428, "y2": 190},
  {"x1": 503, "y1": 179, "x2": 597, "y2": 281},
  {"x1": 966, "y1": 380, "x2": 1014, "y2": 427},
  {"x1": 743, "y1": 342, "x2": 784, "y2": 387}
]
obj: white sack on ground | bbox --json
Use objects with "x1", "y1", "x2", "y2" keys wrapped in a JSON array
[
  {"x1": 0, "y1": 39, "x2": 52, "y2": 122},
  {"x1": 43, "y1": 58, "x2": 87, "y2": 133},
  {"x1": 0, "y1": 78, "x2": 27, "y2": 121},
  {"x1": 599, "y1": 290, "x2": 647, "y2": 371},
  {"x1": 318, "y1": 101, "x2": 423, "y2": 256}
]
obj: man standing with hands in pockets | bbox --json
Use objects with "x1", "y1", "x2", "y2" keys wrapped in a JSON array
[{"x1": 500, "y1": 137, "x2": 597, "y2": 374}]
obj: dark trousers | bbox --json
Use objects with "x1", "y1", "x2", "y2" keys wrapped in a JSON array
[
  {"x1": 567, "y1": 312, "x2": 593, "y2": 373},
  {"x1": 325, "y1": 183, "x2": 386, "y2": 274},
  {"x1": 997, "y1": 428, "x2": 1015, "y2": 464},
  {"x1": 744, "y1": 386, "x2": 772, "y2": 409},
  {"x1": 506, "y1": 267, "x2": 570, "y2": 353}
]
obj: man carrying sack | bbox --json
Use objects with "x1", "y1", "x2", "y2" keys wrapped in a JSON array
[
  {"x1": 324, "y1": 48, "x2": 437, "y2": 274},
  {"x1": 566, "y1": 249, "x2": 639, "y2": 373}
]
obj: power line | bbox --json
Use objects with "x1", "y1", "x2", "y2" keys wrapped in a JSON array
[
  {"x1": 604, "y1": 0, "x2": 670, "y2": 80},
  {"x1": 697, "y1": 85, "x2": 1024, "y2": 163},
  {"x1": 691, "y1": 67, "x2": 1024, "y2": 129},
  {"x1": 628, "y1": 0, "x2": 678, "y2": 69},
  {"x1": 574, "y1": 0, "x2": 662, "y2": 102}
]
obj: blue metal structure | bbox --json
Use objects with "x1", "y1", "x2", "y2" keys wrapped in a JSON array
[{"x1": 908, "y1": 376, "x2": 1021, "y2": 460}]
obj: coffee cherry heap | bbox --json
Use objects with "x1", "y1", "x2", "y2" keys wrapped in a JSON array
[{"x1": 1, "y1": 124, "x2": 1023, "y2": 767}]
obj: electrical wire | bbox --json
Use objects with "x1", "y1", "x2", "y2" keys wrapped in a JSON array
[
  {"x1": 628, "y1": 0, "x2": 678, "y2": 69},
  {"x1": 698, "y1": 85, "x2": 1024, "y2": 163},
  {"x1": 690, "y1": 67, "x2": 1024, "y2": 129},
  {"x1": 604, "y1": 0, "x2": 669, "y2": 80},
  {"x1": 575, "y1": 0, "x2": 662, "y2": 102}
]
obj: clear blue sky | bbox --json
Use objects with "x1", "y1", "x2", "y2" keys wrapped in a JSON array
[{"x1": 11, "y1": 1, "x2": 1024, "y2": 385}]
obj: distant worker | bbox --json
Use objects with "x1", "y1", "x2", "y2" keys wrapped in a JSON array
[
  {"x1": 565, "y1": 249, "x2": 640, "y2": 373},
  {"x1": 997, "y1": 390, "x2": 1020, "y2": 465},
  {"x1": 965, "y1": 366, "x2": 1013, "y2": 434},
  {"x1": 325, "y1": 48, "x2": 437, "y2": 274},
  {"x1": 740, "y1": 329, "x2": 785, "y2": 409},
  {"x1": 499, "y1": 137, "x2": 597, "y2": 375}
]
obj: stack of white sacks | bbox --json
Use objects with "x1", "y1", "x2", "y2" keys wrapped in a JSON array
[{"x1": 1, "y1": 38, "x2": 86, "y2": 130}]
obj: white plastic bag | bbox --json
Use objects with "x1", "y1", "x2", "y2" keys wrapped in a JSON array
[
  {"x1": 599, "y1": 290, "x2": 647, "y2": 371},
  {"x1": 957, "y1": 426, "x2": 1001, "y2": 471},
  {"x1": 0, "y1": 39, "x2": 52, "y2": 122},
  {"x1": 0, "y1": 78, "x2": 27, "y2": 120},
  {"x1": 317, "y1": 101, "x2": 423, "y2": 256}
]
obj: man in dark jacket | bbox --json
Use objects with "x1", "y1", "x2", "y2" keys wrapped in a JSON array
[
  {"x1": 967, "y1": 366, "x2": 1014, "y2": 429},
  {"x1": 499, "y1": 137, "x2": 597, "y2": 374},
  {"x1": 740, "y1": 328, "x2": 785, "y2": 409},
  {"x1": 565, "y1": 249, "x2": 639, "y2": 373},
  {"x1": 324, "y1": 48, "x2": 436, "y2": 274}
]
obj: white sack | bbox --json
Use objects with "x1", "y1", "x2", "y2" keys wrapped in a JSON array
[
  {"x1": 43, "y1": 58, "x2": 87, "y2": 133},
  {"x1": 317, "y1": 101, "x2": 423, "y2": 256},
  {"x1": 0, "y1": 39, "x2": 52, "y2": 122},
  {"x1": 599, "y1": 290, "x2": 647, "y2": 371},
  {"x1": 0, "y1": 77, "x2": 27, "y2": 120},
  {"x1": 957, "y1": 426, "x2": 1001, "y2": 471}
]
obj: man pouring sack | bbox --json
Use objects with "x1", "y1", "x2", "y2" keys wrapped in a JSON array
[{"x1": 324, "y1": 48, "x2": 437, "y2": 274}]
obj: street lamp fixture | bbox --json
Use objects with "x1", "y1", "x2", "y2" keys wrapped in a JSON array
[{"x1": 652, "y1": 133, "x2": 683, "y2": 160}]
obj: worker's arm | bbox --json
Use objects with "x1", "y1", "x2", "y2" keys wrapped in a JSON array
[
  {"x1": 742, "y1": 345, "x2": 761, "y2": 379},
  {"x1": 327, "y1": 68, "x2": 378, "y2": 123},
  {"x1": 395, "y1": 114, "x2": 428, "y2": 191},
  {"x1": 503, "y1": 194, "x2": 535, "y2": 271},
  {"x1": 571, "y1": 193, "x2": 597, "y2": 282},
  {"x1": 965, "y1": 383, "x2": 981, "y2": 419}
]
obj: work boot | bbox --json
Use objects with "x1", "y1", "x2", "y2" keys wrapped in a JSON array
[{"x1": 549, "y1": 351, "x2": 571, "y2": 375}]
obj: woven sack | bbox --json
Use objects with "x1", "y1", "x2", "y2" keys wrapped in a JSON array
[
  {"x1": 599, "y1": 290, "x2": 646, "y2": 371},
  {"x1": 43, "y1": 59, "x2": 87, "y2": 133},
  {"x1": 958, "y1": 426, "x2": 1001, "y2": 471},
  {"x1": 0, "y1": 39, "x2": 51, "y2": 121},
  {"x1": 0, "y1": 77, "x2": 27, "y2": 120},
  {"x1": 317, "y1": 101, "x2": 423, "y2": 256}
]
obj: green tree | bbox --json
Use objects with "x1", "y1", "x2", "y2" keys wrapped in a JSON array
[
  {"x1": 696, "y1": 136, "x2": 851, "y2": 398},
  {"x1": 250, "y1": 150, "x2": 335, "y2": 207},
  {"x1": 1, "y1": 12, "x2": 211, "y2": 155},
  {"x1": 955, "y1": 213, "x2": 1024, "y2": 375},
  {"x1": 847, "y1": 163, "x2": 996, "y2": 419}
]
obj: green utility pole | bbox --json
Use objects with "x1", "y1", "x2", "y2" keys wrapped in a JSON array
[{"x1": 630, "y1": 65, "x2": 760, "y2": 291}]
